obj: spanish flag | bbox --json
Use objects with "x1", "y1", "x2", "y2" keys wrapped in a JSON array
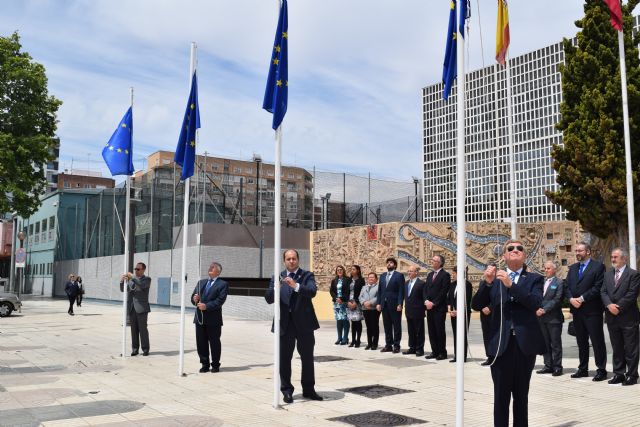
[{"x1": 495, "y1": 0, "x2": 510, "y2": 65}]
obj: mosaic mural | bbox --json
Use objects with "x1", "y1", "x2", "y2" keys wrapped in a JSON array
[{"x1": 311, "y1": 221, "x2": 582, "y2": 291}]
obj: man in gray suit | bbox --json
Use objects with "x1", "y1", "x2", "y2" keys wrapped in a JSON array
[
  {"x1": 536, "y1": 261, "x2": 564, "y2": 376},
  {"x1": 120, "y1": 262, "x2": 151, "y2": 356},
  {"x1": 601, "y1": 248, "x2": 640, "y2": 386}
]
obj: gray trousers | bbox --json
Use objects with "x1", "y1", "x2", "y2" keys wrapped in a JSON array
[
  {"x1": 130, "y1": 311, "x2": 150, "y2": 352},
  {"x1": 539, "y1": 321, "x2": 562, "y2": 370}
]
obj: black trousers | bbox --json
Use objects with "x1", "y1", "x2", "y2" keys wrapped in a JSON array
[
  {"x1": 351, "y1": 320, "x2": 362, "y2": 343},
  {"x1": 572, "y1": 312, "x2": 607, "y2": 373},
  {"x1": 195, "y1": 322, "x2": 221, "y2": 367},
  {"x1": 450, "y1": 311, "x2": 470, "y2": 360},
  {"x1": 130, "y1": 311, "x2": 150, "y2": 353},
  {"x1": 363, "y1": 310, "x2": 380, "y2": 347},
  {"x1": 490, "y1": 337, "x2": 536, "y2": 427},
  {"x1": 76, "y1": 293, "x2": 83, "y2": 306},
  {"x1": 481, "y1": 313, "x2": 491, "y2": 357},
  {"x1": 539, "y1": 321, "x2": 563, "y2": 370},
  {"x1": 607, "y1": 321, "x2": 639, "y2": 378},
  {"x1": 67, "y1": 296, "x2": 75, "y2": 314},
  {"x1": 406, "y1": 316, "x2": 425, "y2": 352},
  {"x1": 280, "y1": 315, "x2": 315, "y2": 395},
  {"x1": 426, "y1": 309, "x2": 447, "y2": 356},
  {"x1": 381, "y1": 307, "x2": 402, "y2": 348}
]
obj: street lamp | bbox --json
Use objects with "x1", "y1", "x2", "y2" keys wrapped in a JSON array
[
  {"x1": 412, "y1": 177, "x2": 420, "y2": 222},
  {"x1": 253, "y1": 153, "x2": 262, "y2": 226},
  {"x1": 325, "y1": 193, "x2": 331, "y2": 229},
  {"x1": 17, "y1": 230, "x2": 25, "y2": 296}
]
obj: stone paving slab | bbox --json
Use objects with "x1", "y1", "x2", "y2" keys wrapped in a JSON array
[{"x1": 0, "y1": 299, "x2": 638, "y2": 426}]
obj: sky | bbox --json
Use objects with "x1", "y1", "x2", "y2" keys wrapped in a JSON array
[{"x1": 1, "y1": 0, "x2": 588, "y2": 184}]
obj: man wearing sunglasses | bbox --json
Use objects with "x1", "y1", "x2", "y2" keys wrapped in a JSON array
[
  {"x1": 471, "y1": 240, "x2": 545, "y2": 427},
  {"x1": 120, "y1": 262, "x2": 151, "y2": 356},
  {"x1": 564, "y1": 242, "x2": 607, "y2": 382}
]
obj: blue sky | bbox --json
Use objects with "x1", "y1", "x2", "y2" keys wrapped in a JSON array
[{"x1": 2, "y1": 0, "x2": 588, "y2": 183}]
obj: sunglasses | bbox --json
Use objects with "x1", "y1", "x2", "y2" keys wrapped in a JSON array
[{"x1": 507, "y1": 245, "x2": 524, "y2": 252}]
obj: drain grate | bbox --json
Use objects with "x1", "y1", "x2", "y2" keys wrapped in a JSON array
[
  {"x1": 338, "y1": 384, "x2": 414, "y2": 399},
  {"x1": 328, "y1": 410, "x2": 426, "y2": 426}
]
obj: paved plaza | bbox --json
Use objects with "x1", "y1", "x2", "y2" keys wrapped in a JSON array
[{"x1": 0, "y1": 298, "x2": 638, "y2": 427}]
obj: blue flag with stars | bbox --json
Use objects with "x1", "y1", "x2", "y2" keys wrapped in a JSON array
[
  {"x1": 442, "y1": 0, "x2": 469, "y2": 101},
  {"x1": 263, "y1": 0, "x2": 288, "y2": 130},
  {"x1": 174, "y1": 72, "x2": 200, "y2": 181},
  {"x1": 102, "y1": 107, "x2": 134, "y2": 176}
]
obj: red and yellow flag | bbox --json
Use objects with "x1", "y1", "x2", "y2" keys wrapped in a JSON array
[
  {"x1": 602, "y1": 0, "x2": 623, "y2": 31},
  {"x1": 496, "y1": 0, "x2": 510, "y2": 65}
]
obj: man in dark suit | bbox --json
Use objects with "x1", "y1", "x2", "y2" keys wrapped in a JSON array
[
  {"x1": 191, "y1": 261, "x2": 229, "y2": 373},
  {"x1": 564, "y1": 242, "x2": 607, "y2": 381},
  {"x1": 402, "y1": 266, "x2": 425, "y2": 356},
  {"x1": 448, "y1": 269, "x2": 472, "y2": 363},
  {"x1": 601, "y1": 248, "x2": 640, "y2": 386},
  {"x1": 536, "y1": 261, "x2": 564, "y2": 376},
  {"x1": 471, "y1": 240, "x2": 546, "y2": 427},
  {"x1": 472, "y1": 280, "x2": 494, "y2": 366},
  {"x1": 423, "y1": 255, "x2": 450, "y2": 360},
  {"x1": 376, "y1": 257, "x2": 404, "y2": 353},
  {"x1": 119, "y1": 262, "x2": 151, "y2": 356},
  {"x1": 265, "y1": 249, "x2": 322, "y2": 404}
]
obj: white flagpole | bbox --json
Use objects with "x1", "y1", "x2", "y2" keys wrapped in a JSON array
[
  {"x1": 122, "y1": 87, "x2": 133, "y2": 360},
  {"x1": 617, "y1": 28, "x2": 636, "y2": 268},
  {"x1": 178, "y1": 42, "x2": 197, "y2": 376},
  {"x1": 273, "y1": 125, "x2": 282, "y2": 409},
  {"x1": 455, "y1": 1, "x2": 466, "y2": 425},
  {"x1": 505, "y1": 51, "x2": 517, "y2": 239}
]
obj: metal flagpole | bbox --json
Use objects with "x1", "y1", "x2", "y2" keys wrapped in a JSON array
[
  {"x1": 122, "y1": 87, "x2": 133, "y2": 360},
  {"x1": 178, "y1": 42, "x2": 197, "y2": 376},
  {"x1": 455, "y1": 1, "x2": 467, "y2": 424},
  {"x1": 505, "y1": 51, "x2": 517, "y2": 239},
  {"x1": 273, "y1": 125, "x2": 282, "y2": 408},
  {"x1": 617, "y1": 28, "x2": 636, "y2": 268}
]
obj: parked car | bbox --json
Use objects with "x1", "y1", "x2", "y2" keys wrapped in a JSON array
[{"x1": 0, "y1": 293, "x2": 22, "y2": 317}]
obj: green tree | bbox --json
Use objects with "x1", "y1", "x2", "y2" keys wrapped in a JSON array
[
  {"x1": 0, "y1": 32, "x2": 62, "y2": 217},
  {"x1": 548, "y1": 0, "x2": 640, "y2": 241}
]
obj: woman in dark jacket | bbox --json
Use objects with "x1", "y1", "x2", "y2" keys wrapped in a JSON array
[
  {"x1": 359, "y1": 272, "x2": 380, "y2": 350},
  {"x1": 347, "y1": 265, "x2": 365, "y2": 347},
  {"x1": 448, "y1": 269, "x2": 472, "y2": 362},
  {"x1": 64, "y1": 274, "x2": 80, "y2": 316},
  {"x1": 330, "y1": 265, "x2": 352, "y2": 345},
  {"x1": 76, "y1": 276, "x2": 84, "y2": 307}
]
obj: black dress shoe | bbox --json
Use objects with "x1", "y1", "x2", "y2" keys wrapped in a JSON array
[
  {"x1": 592, "y1": 372, "x2": 608, "y2": 382},
  {"x1": 481, "y1": 357, "x2": 493, "y2": 366},
  {"x1": 303, "y1": 391, "x2": 324, "y2": 401},
  {"x1": 131, "y1": 350, "x2": 139, "y2": 356},
  {"x1": 622, "y1": 377, "x2": 638, "y2": 386},
  {"x1": 536, "y1": 367, "x2": 554, "y2": 374},
  {"x1": 608, "y1": 374, "x2": 625, "y2": 384},
  {"x1": 402, "y1": 349, "x2": 416, "y2": 355},
  {"x1": 571, "y1": 370, "x2": 588, "y2": 378},
  {"x1": 435, "y1": 354, "x2": 447, "y2": 360},
  {"x1": 415, "y1": 351, "x2": 424, "y2": 357},
  {"x1": 552, "y1": 369, "x2": 563, "y2": 377},
  {"x1": 354, "y1": 342, "x2": 361, "y2": 348},
  {"x1": 283, "y1": 392, "x2": 293, "y2": 403},
  {"x1": 199, "y1": 365, "x2": 210, "y2": 373},
  {"x1": 380, "y1": 346, "x2": 392, "y2": 352},
  {"x1": 211, "y1": 366, "x2": 220, "y2": 373},
  {"x1": 348, "y1": 342, "x2": 355, "y2": 348},
  {"x1": 449, "y1": 358, "x2": 456, "y2": 363},
  {"x1": 371, "y1": 345, "x2": 378, "y2": 350},
  {"x1": 334, "y1": 340, "x2": 341, "y2": 345},
  {"x1": 425, "y1": 353, "x2": 437, "y2": 359},
  {"x1": 392, "y1": 347, "x2": 400, "y2": 354},
  {"x1": 364, "y1": 345, "x2": 371, "y2": 350},
  {"x1": 142, "y1": 351, "x2": 149, "y2": 356}
]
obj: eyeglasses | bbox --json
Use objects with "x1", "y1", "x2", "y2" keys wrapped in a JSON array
[
  {"x1": 134, "y1": 268, "x2": 142, "y2": 271},
  {"x1": 507, "y1": 245, "x2": 524, "y2": 252}
]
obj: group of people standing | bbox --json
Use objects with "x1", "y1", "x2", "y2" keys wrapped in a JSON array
[{"x1": 63, "y1": 273, "x2": 84, "y2": 315}]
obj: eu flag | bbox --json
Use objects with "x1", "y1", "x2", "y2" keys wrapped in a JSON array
[
  {"x1": 263, "y1": 0, "x2": 288, "y2": 130},
  {"x1": 442, "y1": 1, "x2": 469, "y2": 101},
  {"x1": 102, "y1": 107, "x2": 134, "y2": 176},
  {"x1": 174, "y1": 72, "x2": 200, "y2": 181}
]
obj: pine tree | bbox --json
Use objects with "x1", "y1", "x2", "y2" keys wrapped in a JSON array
[{"x1": 547, "y1": 0, "x2": 640, "y2": 241}]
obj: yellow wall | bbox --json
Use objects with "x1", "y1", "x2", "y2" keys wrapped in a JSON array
[{"x1": 312, "y1": 290, "x2": 334, "y2": 321}]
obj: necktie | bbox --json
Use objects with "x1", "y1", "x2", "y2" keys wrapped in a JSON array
[
  {"x1": 543, "y1": 278, "x2": 551, "y2": 295},
  {"x1": 387, "y1": 271, "x2": 392, "y2": 284},
  {"x1": 288, "y1": 271, "x2": 297, "y2": 310},
  {"x1": 509, "y1": 271, "x2": 518, "y2": 284},
  {"x1": 205, "y1": 279, "x2": 212, "y2": 292},
  {"x1": 408, "y1": 279, "x2": 414, "y2": 295},
  {"x1": 614, "y1": 269, "x2": 621, "y2": 287},
  {"x1": 432, "y1": 270, "x2": 438, "y2": 281},
  {"x1": 578, "y1": 263, "x2": 586, "y2": 280}
]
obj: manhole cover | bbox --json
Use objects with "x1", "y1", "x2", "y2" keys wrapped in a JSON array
[
  {"x1": 328, "y1": 410, "x2": 426, "y2": 426},
  {"x1": 338, "y1": 384, "x2": 414, "y2": 399},
  {"x1": 313, "y1": 355, "x2": 352, "y2": 362}
]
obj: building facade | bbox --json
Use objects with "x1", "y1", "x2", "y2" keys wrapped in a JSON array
[
  {"x1": 57, "y1": 172, "x2": 115, "y2": 190},
  {"x1": 422, "y1": 41, "x2": 567, "y2": 223}
]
